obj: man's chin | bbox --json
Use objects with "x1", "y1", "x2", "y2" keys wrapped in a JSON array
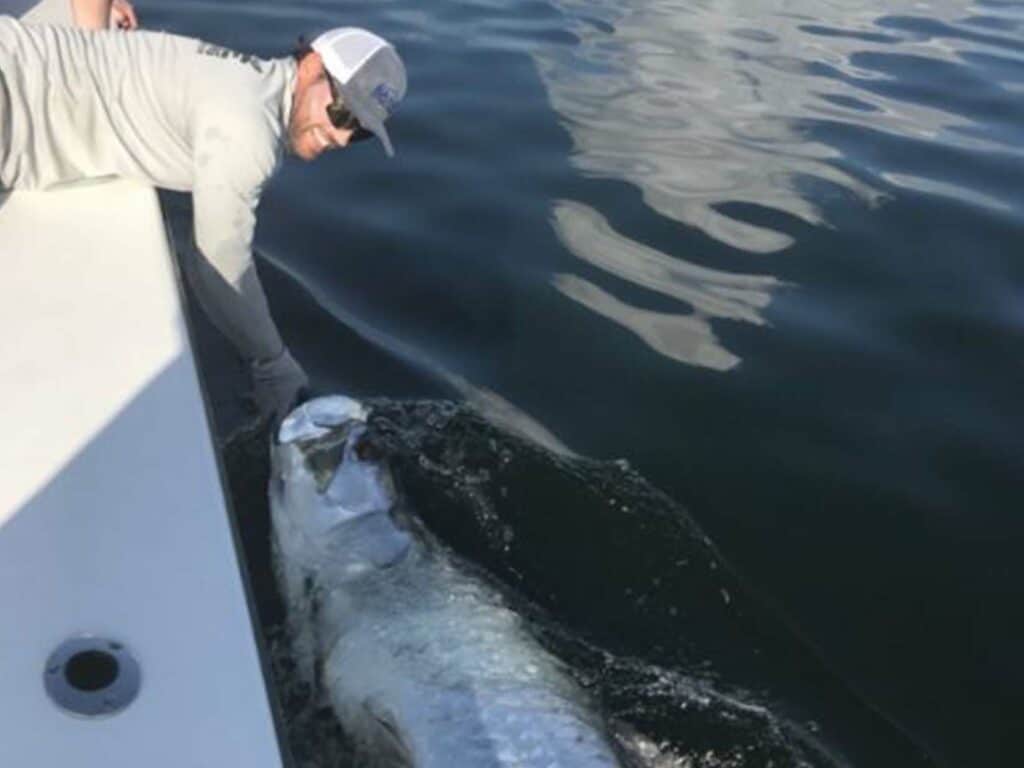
[
  {"x1": 287, "y1": 130, "x2": 319, "y2": 161},
  {"x1": 290, "y1": 141, "x2": 319, "y2": 161}
]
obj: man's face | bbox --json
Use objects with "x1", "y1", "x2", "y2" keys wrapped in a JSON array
[{"x1": 289, "y1": 56, "x2": 360, "y2": 161}]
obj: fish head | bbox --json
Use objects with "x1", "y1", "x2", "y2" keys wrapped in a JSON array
[{"x1": 271, "y1": 395, "x2": 408, "y2": 574}]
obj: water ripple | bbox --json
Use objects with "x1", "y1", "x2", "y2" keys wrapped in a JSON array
[
  {"x1": 530, "y1": 0, "x2": 1023, "y2": 251},
  {"x1": 550, "y1": 200, "x2": 782, "y2": 370}
]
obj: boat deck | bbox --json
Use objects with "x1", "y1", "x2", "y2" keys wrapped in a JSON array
[{"x1": 0, "y1": 180, "x2": 284, "y2": 766}]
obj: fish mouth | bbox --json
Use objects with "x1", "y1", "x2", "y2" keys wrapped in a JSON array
[
  {"x1": 278, "y1": 395, "x2": 369, "y2": 446},
  {"x1": 276, "y1": 395, "x2": 394, "y2": 501}
]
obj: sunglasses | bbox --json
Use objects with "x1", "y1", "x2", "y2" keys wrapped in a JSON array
[{"x1": 326, "y1": 75, "x2": 374, "y2": 144}]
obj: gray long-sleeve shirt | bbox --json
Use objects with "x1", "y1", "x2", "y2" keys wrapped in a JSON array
[{"x1": 0, "y1": 15, "x2": 296, "y2": 361}]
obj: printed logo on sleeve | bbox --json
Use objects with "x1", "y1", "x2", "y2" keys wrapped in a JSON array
[{"x1": 197, "y1": 42, "x2": 264, "y2": 74}]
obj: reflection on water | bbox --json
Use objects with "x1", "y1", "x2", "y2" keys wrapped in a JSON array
[
  {"x1": 551, "y1": 200, "x2": 781, "y2": 369},
  {"x1": 533, "y1": 0, "x2": 1020, "y2": 253},
  {"x1": 882, "y1": 170, "x2": 1014, "y2": 213},
  {"x1": 554, "y1": 273, "x2": 742, "y2": 370}
]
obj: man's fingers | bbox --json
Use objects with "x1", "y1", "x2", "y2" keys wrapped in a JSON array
[{"x1": 119, "y1": 9, "x2": 138, "y2": 30}]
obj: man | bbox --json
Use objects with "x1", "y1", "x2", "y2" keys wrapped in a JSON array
[{"x1": 0, "y1": 15, "x2": 407, "y2": 424}]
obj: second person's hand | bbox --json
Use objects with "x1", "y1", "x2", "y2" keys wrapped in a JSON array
[{"x1": 111, "y1": 0, "x2": 138, "y2": 30}]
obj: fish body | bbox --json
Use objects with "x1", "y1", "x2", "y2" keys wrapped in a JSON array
[{"x1": 270, "y1": 396, "x2": 621, "y2": 768}]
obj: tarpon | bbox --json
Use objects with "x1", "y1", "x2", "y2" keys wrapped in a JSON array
[{"x1": 270, "y1": 395, "x2": 623, "y2": 768}]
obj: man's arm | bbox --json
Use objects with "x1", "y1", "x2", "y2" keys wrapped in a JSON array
[{"x1": 187, "y1": 113, "x2": 307, "y2": 423}]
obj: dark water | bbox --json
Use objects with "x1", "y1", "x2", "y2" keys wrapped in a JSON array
[{"x1": 150, "y1": 0, "x2": 1023, "y2": 766}]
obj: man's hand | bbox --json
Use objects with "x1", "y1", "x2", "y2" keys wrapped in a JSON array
[
  {"x1": 251, "y1": 347, "x2": 310, "y2": 428},
  {"x1": 110, "y1": 0, "x2": 138, "y2": 29},
  {"x1": 70, "y1": 0, "x2": 137, "y2": 30}
]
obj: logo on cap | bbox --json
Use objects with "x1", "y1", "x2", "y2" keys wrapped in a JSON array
[{"x1": 372, "y1": 83, "x2": 400, "y2": 116}]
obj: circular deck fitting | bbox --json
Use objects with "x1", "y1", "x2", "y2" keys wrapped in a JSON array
[{"x1": 44, "y1": 636, "x2": 140, "y2": 717}]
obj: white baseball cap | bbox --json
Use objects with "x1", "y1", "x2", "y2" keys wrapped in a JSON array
[{"x1": 311, "y1": 27, "x2": 407, "y2": 157}]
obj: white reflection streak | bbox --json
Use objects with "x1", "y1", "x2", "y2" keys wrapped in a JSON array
[
  {"x1": 882, "y1": 171, "x2": 1014, "y2": 214},
  {"x1": 553, "y1": 200, "x2": 780, "y2": 324},
  {"x1": 551, "y1": 200, "x2": 781, "y2": 370},
  {"x1": 554, "y1": 273, "x2": 741, "y2": 371}
]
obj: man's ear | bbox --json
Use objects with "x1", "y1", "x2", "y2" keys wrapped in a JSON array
[{"x1": 297, "y1": 51, "x2": 325, "y2": 85}]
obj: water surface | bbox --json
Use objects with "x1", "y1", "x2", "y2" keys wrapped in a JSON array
[{"x1": 149, "y1": 0, "x2": 1024, "y2": 765}]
